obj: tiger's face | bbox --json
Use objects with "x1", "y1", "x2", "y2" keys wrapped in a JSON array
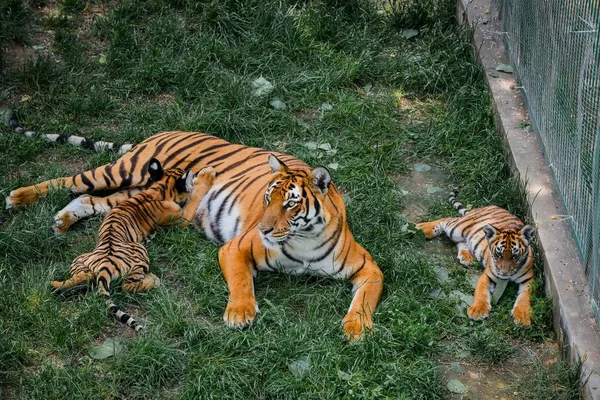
[
  {"x1": 257, "y1": 155, "x2": 330, "y2": 245},
  {"x1": 483, "y1": 224, "x2": 535, "y2": 277}
]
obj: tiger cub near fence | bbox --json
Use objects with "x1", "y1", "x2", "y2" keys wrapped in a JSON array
[
  {"x1": 51, "y1": 159, "x2": 216, "y2": 331},
  {"x1": 415, "y1": 189, "x2": 535, "y2": 326}
]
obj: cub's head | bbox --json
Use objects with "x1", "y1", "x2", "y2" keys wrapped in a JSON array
[
  {"x1": 483, "y1": 224, "x2": 535, "y2": 276},
  {"x1": 147, "y1": 158, "x2": 193, "y2": 204},
  {"x1": 257, "y1": 155, "x2": 331, "y2": 245}
]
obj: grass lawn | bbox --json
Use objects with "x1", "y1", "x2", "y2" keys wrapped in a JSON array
[{"x1": 0, "y1": 0, "x2": 582, "y2": 398}]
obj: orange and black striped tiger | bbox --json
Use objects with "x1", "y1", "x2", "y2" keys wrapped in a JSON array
[
  {"x1": 50, "y1": 158, "x2": 216, "y2": 331},
  {"x1": 415, "y1": 189, "x2": 535, "y2": 326},
  {"x1": 7, "y1": 131, "x2": 383, "y2": 341}
]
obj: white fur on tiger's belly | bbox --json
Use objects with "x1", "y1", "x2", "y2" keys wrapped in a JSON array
[{"x1": 194, "y1": 186, "x2": 242, "y2": 244}]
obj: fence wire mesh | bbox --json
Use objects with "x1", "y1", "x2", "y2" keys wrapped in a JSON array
[{"x1": 494, "y1": 0, "x2": 600, "y2": 319}]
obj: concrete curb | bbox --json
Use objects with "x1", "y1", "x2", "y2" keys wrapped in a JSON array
[{"x1": 457, "y1": 1, "x2": 600, "y2": 398}]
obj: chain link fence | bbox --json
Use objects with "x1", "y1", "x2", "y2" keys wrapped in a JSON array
[{"x1": 494, "y1": 0, "x2": 600, "y2": 320}]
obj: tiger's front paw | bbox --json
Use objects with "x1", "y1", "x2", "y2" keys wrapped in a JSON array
[
  {"x1": 223, "y1": 300, "x2": 258, "y2": 329},
  {"x1": 342, "y1": 314, "x2": 373, "y2": 343},
  {"x1": 467, "y1": 301, "x2": 491, "y2": 321},
  {"x1": 5, "y1": 187, "x2": 39, "y2": 209},
  {"x1": 415, "y1": 222, "x2": 436, "y2": 239},
  {"x1": 512, "y1": 305, "x2": 532, "y2": 327}
]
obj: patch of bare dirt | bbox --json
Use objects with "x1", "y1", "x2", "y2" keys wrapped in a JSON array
[
  {"x1": 440, "y1": 341, "x2": 559, "y2": 400},
  {"x1": 397, "y1": 161, "x2": 453, "y2": 222}
]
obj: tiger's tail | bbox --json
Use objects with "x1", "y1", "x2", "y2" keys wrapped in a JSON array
[
  {"x1": 96, "y1": 267, "x2": 144, "y2": 332},
  {"x1": 105, "y1": 296, "x2": 144, "y2": 332},
  {"x1": 449, "y1": 188, "x2": 468, "y2": 217},
  {"x1": 4, "y1": 108, "x2": 136, "y2": 155}
]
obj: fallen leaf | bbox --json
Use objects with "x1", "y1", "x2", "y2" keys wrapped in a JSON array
[
  {"x1": 413, "y1": 163, "x2": 431, "y2": 172},
  {"x1": 402, "y1": 29, "x2": 419, "y2": 39},
  {"x1": 251, "y1": 76, "x2": 274, "y2": 96},
  {"x1": 303, "y1": 141, "x2": 318, "y2": 150},
  {"x1": 317, "y1": 143, "x2": 332, "y2": 152},
  {"x1": 320, "y1": 102, "x2": 333, "y2": 111},
  {"x1": 434, "y1": 266, "x2": 450, "y2": 283},
  {"x1": 337, "y1": 370, "x2": 352, "y2": 381},
  {"x1": 491, "y1": 278, "x2": 509, "y2": 304},
  {"x1": 428, "y1": 288, "x2": 445, "y2": 299},
  {"x1": 451, "y1": 362, "x2": 466, "y2": 375},
  {"x1": 495, "y1": 63, "x2": 513, "y2": 73},
  {"x1": 289, "y1": 356, "x2": 310, "y2": 379},
  {"x1": 447, "y1": 379, "x2": 468, "y2": 394},
  {"x1": 21, "y1": 95, "x2": 31, "y2": 102},
  {"x1": 327, "y1": 163, "x2": 339, "y2": 170},
  {"x1": 269, "y1": 98, "x2": 286, "y2": 110},
  {"x1": 488, "y1": 72, "x2": 500, "y2": 78},
  {"x1": 89, "y1": 338, "x2": 124, "y2": 360}
]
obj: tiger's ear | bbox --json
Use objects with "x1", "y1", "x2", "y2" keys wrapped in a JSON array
[
  {"x1": 269, "y1": 154, "x2": 289, "y2": 173},
  {"x1": 175, "y1": 171, "x2": 192, "y2": 193},
  {"x1": 148, "y1": 158, "x2": 164, "y2": 182},
  {"x1": 312, "y1": 167, "x2": 331, "y2": 195},
  {"x1": 482, "y1": 224, "x2": 498, "y2": 240},
  {"x1": 520, "y1": 225, "x2": 535, "y2": 244}
]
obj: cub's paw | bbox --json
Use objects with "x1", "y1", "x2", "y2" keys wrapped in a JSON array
[
  {"x1": 342, "y1": 314, "x2": 373, "y2": 344},
  {"x1": 512, "y1": 305, "x2": 532, "y2": 327},
  {"x1": 223, "y1": 300, "x2": 258, "y2": 329},
  {"x1": 457, "y1": 249, "x2": 475, "y2": 266},
  {"x1": 190, "y1": 167, "x2": 216, "y2": 191},
  {"x1": 467, "y1": 301, "x2": 491, "y2": 321},
  {"x1": 414, "y1": 222, "x2": 435, "y2": 239}
]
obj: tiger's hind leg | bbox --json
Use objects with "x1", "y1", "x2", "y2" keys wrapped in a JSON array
[
  {"x1": 456, "y1": 242, "x2": 475, "y2": 266},
  {"x1": 122, "y1": 273, "x2": 161, "y2": 294},
  {"x1": 51, "y1": 253, "x2": 94, "y2": 291},
  {"x1": 415, "y1": 217, "x2": 455, "y2": 239},
  {"x1": 119, "y1": 243, "x2": 157, "y2": 294},
  {"x1": 53, "y1": 189, "x2": 143, "y2": 234}
]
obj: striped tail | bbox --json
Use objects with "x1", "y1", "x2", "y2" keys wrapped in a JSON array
[
  {"x1": 95, "y1": 267, "x2": 144, "y2": 332},
  {"x1": 449, "y1": 188, "x2": 468, "y2": 217},
  {"x1": 2, "y1": 108, "x2": 136, "y2": 155},
  {"x1": 105, "y1": 296, "x2": 144, "y2": 332}
]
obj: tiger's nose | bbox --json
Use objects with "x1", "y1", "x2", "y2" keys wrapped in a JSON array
[{"x1": 259, "y1": 225, "x2": 274, "y2": 235}]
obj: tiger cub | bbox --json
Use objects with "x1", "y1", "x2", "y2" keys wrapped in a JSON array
[
  {"x1": 415, "y1": 189, "x2": 535, "y2": 326},
  {"x1": 51, "y1": 159, "x2": 216, "y2": 331}
]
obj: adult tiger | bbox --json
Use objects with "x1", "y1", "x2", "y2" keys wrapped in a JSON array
[
  {"x1": 51, "y1": 159, "x2": 216, "y2": 331},
  {"x1": 415, "y1": 189, "x2": 535, "y2": 326},
  {"x1": 7, "y1": 131, "x2": 383, "y2": 341}
]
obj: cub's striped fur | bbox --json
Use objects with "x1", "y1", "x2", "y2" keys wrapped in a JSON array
[
  {"x1": 8, "y1": 131, "x2": 383, "y2": 341},
  {"x1": 51, "y1": 159, "x2": 216, "y2": 331},
  {"x1": 416, "y1": 189, "x2": 535, "y2": 326}
]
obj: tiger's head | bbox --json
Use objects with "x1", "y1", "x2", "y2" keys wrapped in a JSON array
[
  {"x1": 483, "y1": 224, "x2": 535, "y2": 277},
  {"x1": 257, "y1": 155, "x2": 331, "y2": 245},
  {"x1": 147, "y1": 158, "x2": 194, "y2": 204}
]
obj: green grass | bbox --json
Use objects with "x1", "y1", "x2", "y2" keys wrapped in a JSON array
[{"x1": 0, "y1": 0, "x2": 582, "y2": 398}]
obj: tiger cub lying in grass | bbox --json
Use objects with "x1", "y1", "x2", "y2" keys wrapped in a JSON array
[
  {"x1": 416, "y1": 189, "x2": 535, "y2": 326},
  {"x1": 51, "y1": 159, "x2": 216, "y2": 331}
]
